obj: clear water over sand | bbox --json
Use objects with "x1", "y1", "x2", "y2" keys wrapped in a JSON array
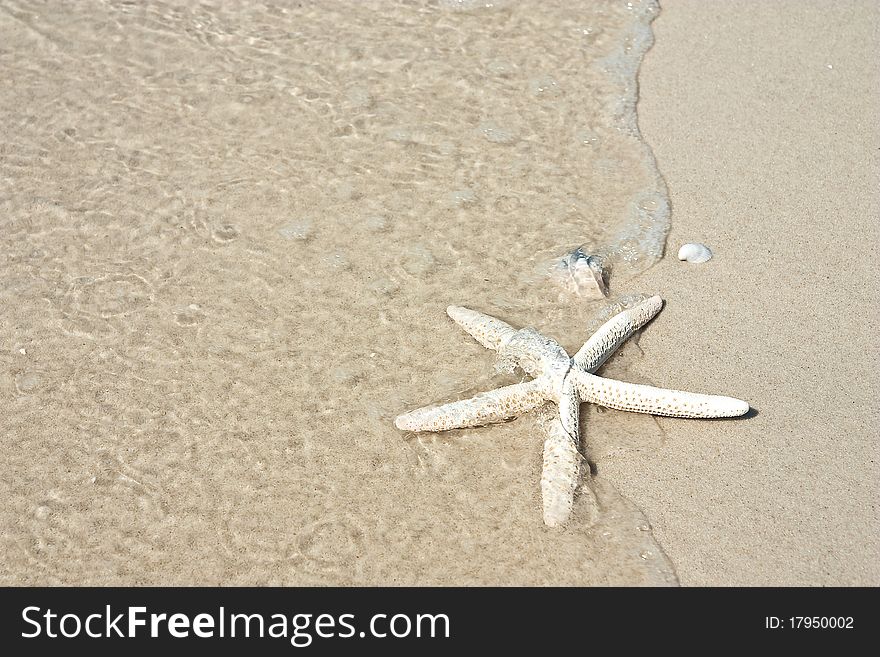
[{"x1": 1, "y1": 0, "x2": 678, "y2": 584}]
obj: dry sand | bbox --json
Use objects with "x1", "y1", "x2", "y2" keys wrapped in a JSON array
[{"x1": 613, "y1": 0, "x2": 880, "y2": 585}]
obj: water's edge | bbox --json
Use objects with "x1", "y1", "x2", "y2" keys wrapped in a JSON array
[
  {"x1": 587, "y1": 0, "x2": 679, "y2": 585},
  {"x1": 600, "y1": 0, "x2": 671, "y2": 274}
]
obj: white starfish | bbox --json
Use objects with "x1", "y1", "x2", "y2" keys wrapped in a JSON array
[{"x1": 395, "y1": 296, "x2": 749, "y2": 527}]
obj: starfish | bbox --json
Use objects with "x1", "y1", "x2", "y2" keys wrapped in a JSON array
[{"x1": 395, "y1": 296, "x2": 749, "y2": 527}]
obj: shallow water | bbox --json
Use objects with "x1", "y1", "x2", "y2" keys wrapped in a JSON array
[{"x1": 1, "y1": 0, "x2": 675, "y2": 584}]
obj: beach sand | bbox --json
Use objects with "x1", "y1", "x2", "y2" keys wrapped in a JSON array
[
  {"x1": 618, "y1": 0, "x2": 880, "y2": 585},
  {"x1": 0, "y1": 0, "x2": 678, "y2": 586},
  {"x1": 1, "y1": 0, "x2": 877, "y2": 586}
]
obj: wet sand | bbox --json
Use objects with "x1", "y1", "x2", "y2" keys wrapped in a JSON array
[
  {"x1": 1, "y1": 0, "x2": 676, "y2": 586},
  {"x1": 617, "y1": 0, "x2": 880, "y2": 585}
]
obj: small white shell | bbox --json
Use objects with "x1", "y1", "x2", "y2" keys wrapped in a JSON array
[{"x1": 677, "y1": 243, "x2": 713, "y2": 264}]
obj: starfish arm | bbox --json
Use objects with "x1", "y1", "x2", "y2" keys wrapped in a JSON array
[
  {"x1": 541, "y1": 417, "x2": 582, "y2": 527},
  {"x1": 572, "y1": 295, "x2": 664, "y2": 372},
  {"x1": 395, "y1": 378, "x2": 551, "y2": 432},
  {"x1": 570, "y1": 369, "x2": 750, "y2": 419},
  {"x1": 558, "y1": 383, "x2": 581, "y2": 438},
  {"x1": 446, "y1": 305, "x2": 518, "y2": 351}
]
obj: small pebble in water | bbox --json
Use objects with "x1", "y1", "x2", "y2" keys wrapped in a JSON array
[
  {"x1": 554, "y1": 247, "x2": 608, "y2": 299},
  {"x1": 575, "y1": 127, "x2": 601, "y2": 146},
  {"x1": 446, "y1": 189, "x2": 476, "y2": 207},
  {"x1": 529, "y1": 75, "x2": 560, "y2": 96},
  {"x1": 278, "y1": 220, "x2": 313, "y2": 241},
  {"x1": 677, "y1": 242, "x2": 713, "y2": 264},
  {"x1": 476, "y1": 121, "x2": 516, "y2": 144},
  {"x1": 15, "y1": 371, "x2": 41, "y2": 393},
  {"x1": 212, "y1": 224, "x2": 239, "y2": 243}
]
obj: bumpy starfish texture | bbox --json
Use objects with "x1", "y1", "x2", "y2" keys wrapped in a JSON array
[{"x1": 395, "y1": 296, "x2": 749, "y2": 527}]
